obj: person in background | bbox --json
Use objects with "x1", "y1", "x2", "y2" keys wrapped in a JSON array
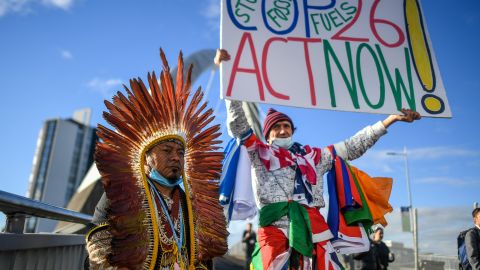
[
  {"x1": 354, "y1": 227, "x2": 394, "y2": 270},
  {"x1": 466, "y1": 208, "x2": 480, "y2": 269},
  {"x1": 243, "y1": 222, "x2": 257, "y2": 269}
]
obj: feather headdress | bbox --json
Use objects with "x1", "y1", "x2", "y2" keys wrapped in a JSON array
[{"x1": 95, "y1": 49, "x2": 228, "y2": 269}]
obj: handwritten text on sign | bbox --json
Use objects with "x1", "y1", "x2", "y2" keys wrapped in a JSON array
[{"x1": 220, "y1": 0, "x2": 451, "y2": 117}]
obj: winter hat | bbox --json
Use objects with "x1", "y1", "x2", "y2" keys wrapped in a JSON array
[{"x1": 262, "y1": 108, "x2": 294, "y2": 140}]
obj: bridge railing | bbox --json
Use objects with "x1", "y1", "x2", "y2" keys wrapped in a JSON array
[
  {"x1": 0, "y1": 190, "x2": 92, "y2": 233},
  {"x1": 0, "y1": 190, "x2": 92, "y2": 270}
]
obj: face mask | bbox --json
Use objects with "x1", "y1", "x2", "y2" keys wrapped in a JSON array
[
  {"x1": 149, "y1": 169, "x2": 182, "y2": 188},
  {"x1": 272, "y1": 137, "x2": 293, "y2": 149}
]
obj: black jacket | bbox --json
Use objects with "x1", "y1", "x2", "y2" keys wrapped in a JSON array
[
  {"x1": 466, "y1": 227, "x2": 480, "y2": 270},
  {"x1": 354, "y1": 240, "x2": 394, "y2": 270}
]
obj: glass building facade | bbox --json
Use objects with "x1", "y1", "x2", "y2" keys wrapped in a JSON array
[{"x1": 26, "y1": 109, "x2": 96, "y2": 233}]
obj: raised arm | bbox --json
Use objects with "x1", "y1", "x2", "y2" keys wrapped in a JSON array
[
  {"x1": 226, "y1": 99, "x2": 252, "y2": 139},
  {"x1": 216, "y1": 49, "x2": 252, "y2": 139},
  {"x1": 316, "y1": 110, "x2": 420, "y2": 175},
  {"x1": 337, "y1": 109, "x2": 421, "y2": 161},
  {"x1": 334, "y1": 120, "x2": 387, "y2": 161}
]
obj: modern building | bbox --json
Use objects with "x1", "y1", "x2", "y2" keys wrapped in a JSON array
[{"x1": 25, "y1": 109, "x2": 97, "y2": 233}]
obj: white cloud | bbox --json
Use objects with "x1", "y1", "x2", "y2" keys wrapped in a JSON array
[
  {"x1": 384, "y1": 207, "x2": 472, "y2": 256},
  {"x1": 0, "y1": 0, "x2": 75, "y2": 17},
  {"x1": 201, "y1": 0, "x2": 220, "y2": 34},
  {"x1": 42, "y1": 0, "x2": 72, "y2": 10},
  {"x1": 202, "y1": 0, "x2": 219, "y2": 19},
  {"x1": 87, "y1": 77, "x2": 123, "y2": 98},
  {"x1": 0, "y1": 0, "x2": 29, "y2": 16},
  {"x1": 352, "y1": 146, "x2": 479, "y2": 174},
  {"x1": 416, "y1": 176, "x2": 480, "y2": 187},
  {"x1": 60, "y1": 49, "x2": 73, "y2": 60},
  {"x1": 408, "y1": 146, "x2": 479, "y2": 160},
  {"x1": 372, "y1": 146, "x2": 478, "y2": 161}
]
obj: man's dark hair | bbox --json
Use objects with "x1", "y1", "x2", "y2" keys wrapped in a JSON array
[
  {"x1": 472, "y1": 207, "x2": 480, "y2": 218},
  {"x1": 375, "y1": 227, "x2": 384, "y2": 233}
]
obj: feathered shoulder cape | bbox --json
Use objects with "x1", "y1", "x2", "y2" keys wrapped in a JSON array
[{"x1": 94, "y1": 49, "x2": 228, "y2": 269}]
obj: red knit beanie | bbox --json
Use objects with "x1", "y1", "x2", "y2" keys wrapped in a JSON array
[{"x1": 263, "y1": 108, "x2": 294, "y2": 140}]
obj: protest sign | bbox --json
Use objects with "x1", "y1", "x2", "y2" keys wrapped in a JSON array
[{"x1": 220, "y1": 0, "x2": 451, "y2": 117}]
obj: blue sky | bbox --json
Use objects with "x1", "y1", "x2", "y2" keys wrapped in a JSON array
[{"x1": 0, "y1": 0, "x2": 479, "y2": 256}]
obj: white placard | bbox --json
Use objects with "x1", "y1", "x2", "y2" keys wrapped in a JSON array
[{"x1": 221, "y1": 0, "x2": 451, "y2": 117}]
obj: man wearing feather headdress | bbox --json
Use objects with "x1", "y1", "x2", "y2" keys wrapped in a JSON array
[
  {"x1": 215, "y1": 49, "x2": 420, "y2": 270},
  {"x1": 85, "y1": 50, "x2": 228, "y2": 270}
]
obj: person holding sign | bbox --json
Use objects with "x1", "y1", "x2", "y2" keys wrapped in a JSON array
[{"x1": 216, "y1": 49, "x2": 420, "y2": 270}]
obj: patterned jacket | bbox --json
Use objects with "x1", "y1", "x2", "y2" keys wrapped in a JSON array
[{"x1": 227, "y1": 100, "x2": 387, "y2": 230}]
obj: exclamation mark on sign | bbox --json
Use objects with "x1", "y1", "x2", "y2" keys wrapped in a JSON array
[{"x1": 405, "y1": 0, "x2": 445, "y2": 114}]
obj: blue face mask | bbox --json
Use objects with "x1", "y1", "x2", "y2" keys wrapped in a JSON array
[
  {"x1": 272, "y1": 137, "x2": 294, "y2": 149},
  {"x1": 149, "y1": 169, "x2": 182, "y2": 188}
]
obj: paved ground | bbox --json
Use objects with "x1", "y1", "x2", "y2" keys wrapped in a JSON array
[{"x1": 213, "y1": 255, "x2": 245, "y2": 270}]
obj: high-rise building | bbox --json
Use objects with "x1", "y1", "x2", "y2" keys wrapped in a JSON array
[{"x1": 25, "y1": 109, "x2": 97, "y2": 233}]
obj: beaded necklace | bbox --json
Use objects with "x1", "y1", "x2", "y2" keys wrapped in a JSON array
[{"x1": 148, "y1": 180, "x2": 186, "y2": 269}]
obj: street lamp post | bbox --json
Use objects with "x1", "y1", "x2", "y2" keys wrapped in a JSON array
[{"x1": 387, "y1": 146, "x2": 419, "y2": 270}]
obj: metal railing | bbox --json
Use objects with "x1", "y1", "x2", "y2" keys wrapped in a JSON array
[
  {"x1": 0, "y1": 190, "x2": 93, "y2": 270},
  {"x1": 0, "y1": 190, "x2": 92, "y2": 233},
  {"x1": 419, "y1": 254, "x2": 458, "y2": 270}
]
